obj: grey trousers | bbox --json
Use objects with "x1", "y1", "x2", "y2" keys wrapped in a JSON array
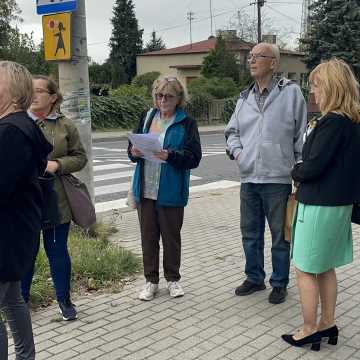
[{"x1": 0, "y1": 281, "x2": 35, "y2": 360}]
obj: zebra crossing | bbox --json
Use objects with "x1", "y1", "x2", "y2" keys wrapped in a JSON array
[{"x1": 93, "y1": 144, "x2": 240, "y2": 213}]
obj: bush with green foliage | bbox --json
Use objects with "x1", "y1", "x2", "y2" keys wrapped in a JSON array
[
  {"x1": 221, "y1": 96, "x2": 238, "y2": 123},
  {"x1": 188, "y1": 76, "x2": 239, "y2": 100},
  {"x1": 111, "y1": 84, "x2": 149, "y2": 99},
  {"x1": 132, "y1": 71, "x2": 160, "y2": 94},
  {"x1": 91, "y1": 94, "x2": 150, "y2": 129}
]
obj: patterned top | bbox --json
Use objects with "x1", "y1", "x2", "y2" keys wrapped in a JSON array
[
  {"x1": 253, "y1": 78, "x2": 277, "y2": 112},
  {"x1": 143, "y1": 111, "x2": 175, "y2": 200}
]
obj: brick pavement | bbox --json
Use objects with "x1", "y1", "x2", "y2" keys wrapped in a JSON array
[{"x1": 8, "y1": 187, "x2": 360, "y2": 360}]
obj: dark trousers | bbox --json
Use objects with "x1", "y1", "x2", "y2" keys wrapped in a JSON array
[
  {"x1": 137, "y1": 198, "x2": 184, "y2": 284},
  {"x1": 21, "y1": 223, "x2": 71, "y2": 303},
  {"x1": 240, "y1": 183, "x2": 291, "y2": 288},
  {"x1": 0, "y1": 281, "x2": 35, "y2": 360}
]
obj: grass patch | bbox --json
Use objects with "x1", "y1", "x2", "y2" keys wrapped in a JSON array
[{"x1": 29, "y1": 223, "x2": 141, "y2": 308}]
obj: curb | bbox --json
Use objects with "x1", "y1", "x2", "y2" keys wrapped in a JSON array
[{"x1": 92, "y1": 128, "x2": 225, "y2": 143}]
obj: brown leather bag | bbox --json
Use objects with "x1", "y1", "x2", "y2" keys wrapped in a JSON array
[
  {"x1": 284, "y1": 193, "x2": 297, "y2": 242},
  {"x1": 61, "y1": 174, "x2": 96, "y2": 228}
]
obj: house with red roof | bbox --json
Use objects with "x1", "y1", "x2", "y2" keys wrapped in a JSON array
[{"x1": 137, "y1": 35, "x2": 308, "y2": 92}]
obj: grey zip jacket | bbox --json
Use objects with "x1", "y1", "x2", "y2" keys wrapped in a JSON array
[{"x1": 225, "y1": 78, "x2": 307, "y2": 184}]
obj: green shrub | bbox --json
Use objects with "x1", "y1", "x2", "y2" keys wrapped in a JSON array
[
  {"x1": 29, "y1": 223, "x2": 141, "y2": 308},
  {"x1": 132, "y1": 71, "x2": 160, "y2": 94},
  {"x1": 111, "y1": 84, "x2": 150, "y2": 99},
  {"x1": 91, "y1": 95, "x2": 151, "y2": 129},
  {"x1": 188, "y1": 76, "x2": 239, "y2": 99}
]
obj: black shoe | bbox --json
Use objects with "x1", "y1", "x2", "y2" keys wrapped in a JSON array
[
  {"x1": 318, "y1": 325, "x2": 338, "y2": 345},
  {"x1": 269, "y1": 287, "x2": 287, "y2": 304},
  {"x1": 58, "y1": 299, "x2": 77, "y2": 321},
  {"x1": 235, "y1": 280, "x2": 266, "y2": 296},
  {"x1": 281, "y1": 332, "x2": 321, "y2": 351}
]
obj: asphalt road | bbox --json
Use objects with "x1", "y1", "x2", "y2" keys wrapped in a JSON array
[{"x1": 92, "y1": 133, "x2": 240, "y2": 213}]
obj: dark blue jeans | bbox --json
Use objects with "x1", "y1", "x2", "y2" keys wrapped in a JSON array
[
  {"x1": 240, "y1": 183, "x2": 291, "y2": 288},
  {"x1": 21, "y1": 223, "x2": 71, "y2": 303}
]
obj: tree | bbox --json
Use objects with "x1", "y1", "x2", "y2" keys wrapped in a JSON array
[
  {"x1": 302, "y1": 0, "x2": 360, "y2": 79},
  {"x1": 109, "y1": 0, "x2": 143, "y2": 86},
  {"x1": 201, "y1": 36, "x2": 239, "y2": 83},
  {"x1": 89, "y1": 61, "x2": 112, "y2": 85},
  {"x1": 144, "y1": 31, "x2": 165, "y2": 52},
  {"x1": 0, "y1": 0, "x2": 21, "y2": 56}
]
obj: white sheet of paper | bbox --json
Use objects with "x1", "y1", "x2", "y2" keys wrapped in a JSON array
[{"x1": 128, "y1": 133, "x2": 165, "y2": 163}]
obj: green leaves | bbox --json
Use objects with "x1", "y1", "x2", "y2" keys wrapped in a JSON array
[{"x1": 90, "y1": 94, "x2": 150, "y2": 130}]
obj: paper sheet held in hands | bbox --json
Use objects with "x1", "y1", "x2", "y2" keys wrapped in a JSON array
[{"x1": 128, "y1": 133, "x2": 165, "y2": 163}]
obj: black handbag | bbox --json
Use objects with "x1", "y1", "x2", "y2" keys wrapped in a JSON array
[
  {"x1": 61, "y1": 174, "x2": 96, "y2": 229},
  {"x1": 38, "y1": 171, "x2": 59, "y2": 229},
  {"x1": 352, "y1": 204, "x2": 360, "y2": 225}
]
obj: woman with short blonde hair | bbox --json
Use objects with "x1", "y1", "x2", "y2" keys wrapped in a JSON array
[
  {"x1": 281, "y1": 58, "x2": 360, "y2": 351},
  {"x1": 151, "y1": 76, "x2": 186, "y2": 108},
  {"x1": 129, "y1": 75, "x2": 201, "y2": 301}
]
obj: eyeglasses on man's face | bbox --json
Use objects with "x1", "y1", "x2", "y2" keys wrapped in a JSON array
[
  {"x1": 155, "y1": 93, "x2": 177, "y2": 101},
  {"x1": 164, "y1": 76, "x2": 177, "y2": 82},
  {"x1": 34, "y1": 88, "x2": 51, "y2": 95},
  {"x1": 247, "y1": 53, "x2": 275, "y2": 62}
]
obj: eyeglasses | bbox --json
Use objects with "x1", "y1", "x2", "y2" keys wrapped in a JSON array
[
  {"x1": 155, "y1": 93, "x2": 176, "y2": 101},
  {"x1": 247, "y1": 53, "x2": 276, "y2": 61},
  {"x1": 34, "y1": 88, "x2": 51, "y2": 95}
]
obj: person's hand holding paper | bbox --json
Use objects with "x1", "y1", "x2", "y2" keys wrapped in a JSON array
[{"x1": 128, "y1": 133, "x2": 166, "y2": 163}]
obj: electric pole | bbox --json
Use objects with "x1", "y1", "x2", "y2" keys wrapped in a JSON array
[
  {"x1": 58, "y1": 0, "x2": 94, "y2": 199},
  {"x1": 251, "y1": 0, "x2": 265, "y2": 43},
  {"x1": 187, "y1": 11, "x2": 195, "y2": 47},
  {"x1": 209, "y1": 0, "x2": 214, "y2": 36}
]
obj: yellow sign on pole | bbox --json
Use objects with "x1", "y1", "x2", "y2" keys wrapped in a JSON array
[{"x1": 42, "y1": 13, "x2": 71, "y2": 61}]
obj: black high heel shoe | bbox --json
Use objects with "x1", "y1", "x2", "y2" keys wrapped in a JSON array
[
  {"x1": 318, "y1": 325, "x2": 338, "y2": 345},
  {"x1": 281, "y1": 332, "x2": 321, "y2": 351}
]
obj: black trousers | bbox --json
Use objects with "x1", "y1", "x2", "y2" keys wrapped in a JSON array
[{"x1": 137, "y1": 198, "x2": 184, "y2": 284}]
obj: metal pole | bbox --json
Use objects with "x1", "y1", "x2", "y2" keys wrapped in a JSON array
[
  {"x1": 58, "y1": 0, "x2": 94, "y2": 200},
  {"x1": 187, "y1": 11, "x2": 194, "y2": 48},
  {"x1": 210, "y1": 0, "x2": 214, "y2": 36}
]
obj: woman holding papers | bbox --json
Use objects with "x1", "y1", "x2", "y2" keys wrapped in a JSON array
[{"x1": 128, "y1": 76, "x2": 202, "y2": 301}]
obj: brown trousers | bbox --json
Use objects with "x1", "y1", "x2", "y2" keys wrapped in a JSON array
[{"x1": 137, "y1": 198, "x2": 184, "y2": 284}]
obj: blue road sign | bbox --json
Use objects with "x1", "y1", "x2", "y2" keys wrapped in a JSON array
[{"x1": 37, "y1": 0, "x2": 77, "y2": 15}]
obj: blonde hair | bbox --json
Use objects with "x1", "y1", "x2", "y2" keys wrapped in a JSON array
[
  {"x1": 0, "y1": 61, "x2": 34, "y2": 111},
  {"x1": 152, "y1": 76, "x2": 186, "y2": 108},
  {"x1": 309, "y1": 58, "x2": 360, "y2": 123},
  {"x1": 33, "y1": 75, "x2": 64, "y2": 113}
]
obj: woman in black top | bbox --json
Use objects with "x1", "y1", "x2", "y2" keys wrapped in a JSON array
[
  {"x1": 281, "y1": 59, "x2": 360, "y2": 351},
  {"x1": 0, "y1": 61, "x2": 52, "y2": 359}
]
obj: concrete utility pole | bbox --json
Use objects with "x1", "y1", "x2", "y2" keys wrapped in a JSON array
[
  {"x1": 209, "y1": 0, "x2": 214, "y2": 36},
  {"x1": 187, "y1": 11, "x2": 195, "y2": 48},
  {"x1": 58, "y1": 0, "x2": 94, "y2": 199},
  {"x1": 257, "y1": 0, "x2": 265, "y2": 43}
]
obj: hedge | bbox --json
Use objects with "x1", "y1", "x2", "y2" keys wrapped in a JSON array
[{"x1": 90, "y1": 95, "x2": 150, "y2": 130}]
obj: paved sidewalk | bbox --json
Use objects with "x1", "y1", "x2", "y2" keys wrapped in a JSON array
[
  {"x1": 92, "y1": 124, "x2": 225, "y2": 143},
  {"x1": 8, "y1": 187, "x2": 360, "y2": 360}
]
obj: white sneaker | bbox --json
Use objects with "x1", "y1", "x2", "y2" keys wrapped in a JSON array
[
  {"x1": 138, "y1": 282, "x2": 158, "y2": 301},
  {"x1": 167, "y1": 281, "x2": 184, "y2": 298}
]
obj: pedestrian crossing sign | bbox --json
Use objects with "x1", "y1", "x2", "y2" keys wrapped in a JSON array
[{"x1": 42, "y1": 12, "x2": 72, "y2": 61}]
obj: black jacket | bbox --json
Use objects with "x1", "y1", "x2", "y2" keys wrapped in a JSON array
[
  {"x1": 0, "y1": 112, "x2": 53, "y2": 282},
  {"x1": 292, "y1": 113, "x2": 360, "y2": 206}
]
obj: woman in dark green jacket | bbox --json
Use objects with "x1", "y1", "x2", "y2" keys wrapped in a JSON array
[{"x1": 21, "y1": 75, "x2": 87, "y2": 321}]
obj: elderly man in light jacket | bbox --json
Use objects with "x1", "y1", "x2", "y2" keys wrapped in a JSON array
[{"x1": 225, "y1": 43, "x2": 307, "y2": 304}]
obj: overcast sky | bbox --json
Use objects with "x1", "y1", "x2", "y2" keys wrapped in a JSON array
[{"x1": 16, "y1": 0, "x2": 302, "y2": 63}]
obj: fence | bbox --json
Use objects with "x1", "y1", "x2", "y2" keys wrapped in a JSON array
[{"x1": 186, "y1": 99, "x2": 227, "y2": 124}]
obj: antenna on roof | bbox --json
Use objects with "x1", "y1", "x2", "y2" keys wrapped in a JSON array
[{"x1": 187, "y1": 11, "x2": 195, "y2": 48}]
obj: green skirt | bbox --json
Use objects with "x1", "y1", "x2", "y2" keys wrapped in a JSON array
[{"x1": 291, "y1": 202, "x2": 353, "y2": 274}]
